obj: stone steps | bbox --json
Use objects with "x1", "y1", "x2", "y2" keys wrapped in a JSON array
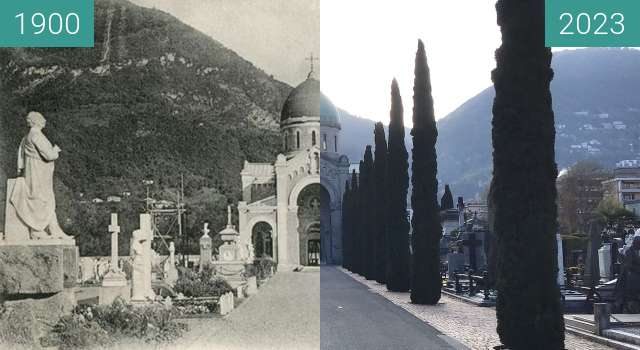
[
  {"x1": 605, "y1": 329, "x2": 640, "y2": 347},
  {"x1": 566, "y1": 326, "x2": 640, "y2": 350},
  {"x1": 565, "y1": 315, "x2": 596, "y2": 333}
]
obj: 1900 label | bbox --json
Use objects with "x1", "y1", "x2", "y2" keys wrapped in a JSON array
[{"x1": 0, "y1": 0, "x2": 93, "y2": 48}]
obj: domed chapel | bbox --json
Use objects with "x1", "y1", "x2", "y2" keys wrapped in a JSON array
[{"x1": 237, "y1": 72, "x2": 350, "y2": 269}]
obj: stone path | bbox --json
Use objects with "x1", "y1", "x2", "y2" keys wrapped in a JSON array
[
  {"x1": 180, "y1": 270, "x2": 320, "y2": 350},
  {"x1": 338, "y1": 267, "x2": 613, "y2": 350},
  {"x1": 321, "y1": 265, "x2": 466, "y2": 350}
]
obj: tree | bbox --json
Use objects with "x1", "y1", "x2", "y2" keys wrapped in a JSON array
[
  {"x1": 410, "y1": 40, "x2": 442, "y2": 305},
  {"x1": 355, "y1": 161, "x2": 365, "y2": 275},
  {"x1": 557, "y1": 161, "x2": 608, "y2": 235},
  {"x1": 373, "y1": 122, "x2": 389, "y2": 284},
  {"x1": 348, "y1": 169, "x2": 359, "y2": 272},
  {"x1": 362, "y1": 146, "x2": 376, "y2": 280},
  {"x1": 386, "y1": 78, "x2": 411, "y2": 292},
  {"x1": 440, "y1": 184, "x2": 454, "y2": 210},
  {"x1": 342, "y1": 180, "x2": 351, "y2": 269},
  {"x1": 492, "y1": 0, "x2": 565, "y2": 347}
]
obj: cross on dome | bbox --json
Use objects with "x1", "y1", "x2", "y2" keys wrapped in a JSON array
[{"x1": 305, "y1": 52, "x2": 319, "y2": 79}]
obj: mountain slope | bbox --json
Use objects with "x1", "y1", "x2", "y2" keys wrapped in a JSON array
[
  {"x1": 341, "y1": 48, "x2": 640, "y2": 200},
  {"x1": 0, "y1": 0, "x2": 291, "y2": 252}
]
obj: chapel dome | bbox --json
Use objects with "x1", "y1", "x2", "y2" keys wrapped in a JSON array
[{"x1": 280, "y1": 77, "x2": 341, "y2": 129}]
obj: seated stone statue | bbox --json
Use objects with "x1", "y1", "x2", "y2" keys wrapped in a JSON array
[{"x1": 9, "y1": 111, "x2": 70, "y2": 240}]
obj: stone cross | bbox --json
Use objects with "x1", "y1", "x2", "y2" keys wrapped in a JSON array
[
  {"x1": 462, "y1": 232, "x2": 482, "y2": 272},
  {"x1": 108, "y1": 213, "x2": 120, "y2": 271},
  {"x1": 305, "y1": 52, "x2": 319, "y2": 78}
]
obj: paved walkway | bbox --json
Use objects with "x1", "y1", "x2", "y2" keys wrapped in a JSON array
[
  {"x1": 338, "y1": 267, "x2": 614, "y2": 350},
  {"x1": 321, "y1": 266, "x2": 466, "y2": 350},
  {"x1": 179, "y1": 270, "x2": 320, "y2": 350}
]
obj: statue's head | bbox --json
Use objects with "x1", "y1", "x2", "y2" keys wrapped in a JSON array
[{"x1": 26, "y1": 111, "x2": 46, "y2": 129}]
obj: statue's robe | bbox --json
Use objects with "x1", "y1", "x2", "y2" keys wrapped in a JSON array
[{"x1": 10, "y1": 128, "x2": 59, "y2": 231}]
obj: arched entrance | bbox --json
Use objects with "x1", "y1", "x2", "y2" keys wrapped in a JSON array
[
  {"x1": 252, "y1": 222, "x2": 273, "y2": 258},
  {"x1": 297, "y1": 184, "x2": 321, "y2": 266}
]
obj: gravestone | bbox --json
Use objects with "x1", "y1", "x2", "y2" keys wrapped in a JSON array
[
  {"x1": 212, "y1": 206, "x2": 247, "y2": 289},
  {"x1": 447, "y1": 252, "x2": 465, "y2": 276},
  {"x1": 461, "y1": 232, "x2": 484, "y2": 272},
  {"x1": 557, "y1": 234, "x2": 566, "y2": 287},
  {"x1": 246, "y1": 276, "x2": 258, "y2": 296},
  {"x1": 164, "y1": 242, "x2": 179, "y2": 286},
  {"x1": 599, "y1": 243, "x2": 612, "y2": 282},
  {"x1": 100, "y1": 213, "x2": 129, "y2": 305},
  {"x1": 131, "y1": 214, "x2": 155, "y2": 303},
  {"x1": 199, "y1": 223, "x2": 212, "y2": 272}
]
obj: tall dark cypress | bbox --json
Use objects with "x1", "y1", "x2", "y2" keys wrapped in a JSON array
[
  {"x1": 342, "y1": 181, "x2": 351, "y2": 269},
  {"x1": 355, "y1": 160, "x2": 365, "y2": 275},
  {"x1": 373, "y1": 122, "x2": 388, "y2": 284},
  {"x1": 492, "y1": 1, "x2": 564, "y2": 348},
  {"x1": 410, "y1": 40, "x2": 442, "y2": 305},
  {"x1": 349, "y1": 169, "x2": 359, "y2": 272},
  {"x1": 386, "y1": 78, "x2": 411, "y2": 292},
  {"x1": 362, "y1": 146, "x2": 375, "y2": 280},
  {"x1": 440, "y1": 184, "x2": 454, "y2": 210}
]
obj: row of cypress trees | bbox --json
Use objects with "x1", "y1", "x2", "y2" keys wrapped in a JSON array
[
  {"x1": 342, "y1": 40, "x2": 442, "y2": 304},
  {"x1": 342, "y1": 1, "x2": 565, "y2": 346}
]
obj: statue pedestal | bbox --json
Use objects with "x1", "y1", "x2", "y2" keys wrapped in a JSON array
[
  {"x1": 100, "y1": 270, "x2": 130, "y2": 305},
  {"x1": 0, "y1": 242, "x2": 78, "y2": 294},
  {"x1": 212, "y1": 260, "x2": 246, "y2": 289}
]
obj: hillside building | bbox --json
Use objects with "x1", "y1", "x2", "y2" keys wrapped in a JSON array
[{"x1": 602, "y1": 160, "x2": 640, "y2": 207}]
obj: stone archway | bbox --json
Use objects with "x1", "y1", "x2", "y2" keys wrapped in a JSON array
[
  {"x1": 296, "y1": 183, "x2": 321, "y2": 265},
  {"x1": 251, "y1": 222, "x2": 273, "y2": 259}
]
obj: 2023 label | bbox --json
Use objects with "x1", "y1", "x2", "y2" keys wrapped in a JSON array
[
  {"x1": 0, "y1": 0, "x2": 93, "y2": 48},
  {"x1": 546, "y1": 0, "x2": 640, "y2": 47},
  {"x1": 559, "y1": 12, "x2": 624, "y2": 36}
]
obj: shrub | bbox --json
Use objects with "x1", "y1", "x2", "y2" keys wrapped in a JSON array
[
  {"x1": 174, "y1": 266, "x2": 234, "y2": 297},
  {"x1": 53, "y1": 298, "x2": 187, "y2": 349},
  {"x1": 52, "y1": 315, "x2": 113, "y2": 350},
  {"x1": 254, "y1": 257, "x2": 277, "y2": 280}
]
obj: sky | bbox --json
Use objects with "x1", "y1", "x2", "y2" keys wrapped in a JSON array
[
  {"x1": 128, "y1": 0, "x2": 319, "y2": 86},
  {"x1": 321, "y1": 1, "x2": 502, "y2": 123}
]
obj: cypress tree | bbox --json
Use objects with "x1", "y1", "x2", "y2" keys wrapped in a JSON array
[
  {"x1": 373, "y1": 122, "x2": 388, "y2": 284},
  {"x1": 410, "y1": 40, "x2": 442, "y2": 305},
  {"x1": 355, "y1": 160, "x2": 365, "y2": 275},
  {"x1": 492, "y1": 0, "x2": 564, "y2": 348},
  {"x1": 342, "y1": 181, "x2": 351, "y2": 269},
  {"x1": 362, "y1": 146, "x2": 375, "y2": 280},
  {"x1": 440, "y1": 184, "x2": 454, "y2": 210},
  {"x1": 386, "y1": 78, "x2": 411, "y2": 292},
  {"x1": 349, "y1": 169, "x2": 359, "y2": 272}
]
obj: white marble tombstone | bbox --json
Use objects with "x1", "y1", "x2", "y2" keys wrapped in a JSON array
[
  {"x1": 131, "y1": 214, "x2": 155, "y2": 302},
  {"x1": 164, "y1": 242, "x2": 179, "y2": 286},
  {"x1": 199, "y1": 223, "x2": 212, "y2": 272},
  {"x1": 556, "y1": 234, "x2": 566, "y2": 287},
  {"x1": 599, "y1": 243, "x2": 612, "y2": 281}
]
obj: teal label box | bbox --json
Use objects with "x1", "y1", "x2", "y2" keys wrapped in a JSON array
[
  {"x1": 546, "y1": 0, "x2": 640, "y2": 47},
  {"x1": 0, "y1": 0, "x2": 94, "y2": 47}
]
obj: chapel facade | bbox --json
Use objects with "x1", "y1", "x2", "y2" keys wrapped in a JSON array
[{"x1": 237, "y1": 76, "x2": 350, "y2": 269}]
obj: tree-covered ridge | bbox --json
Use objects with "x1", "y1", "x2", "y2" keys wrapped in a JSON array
[{"x1": 0, "y1": 0, "x2": 291, "y2": 255}]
